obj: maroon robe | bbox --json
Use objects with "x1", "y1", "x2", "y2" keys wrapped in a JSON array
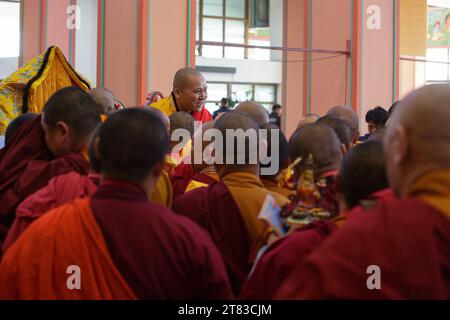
[
  {"x1": 91, "y1": 180, "x2": 232, "y2": 299},
  {"x1": 171, "y1": 172, "x2": 218, "y2": 200},
  {"x1": 239, "y1": 220, "x2": 337, "y2": 300},
  {"x1": 0, "y1": 116, "x2": 89, "y2": 242},
  {"x1": 172, "y1": 182, "x2": 253, "y2": 295},
  {"x1": 275, "y1": 198, "x2": 450, "y2": 299}
]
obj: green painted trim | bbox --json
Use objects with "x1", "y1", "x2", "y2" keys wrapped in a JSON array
[
  {"x1": 135, "y1": 0, "x2": 139, "y2": 105},
  {"x1": 282, "y1": 0, "x2": 287, "y2": 130},
  {"x1": 306, "y1": 0, "x2": 312, "y2": 114},
  {"x1": 187, "y1": 0, "x2": 192, "y2": 67},
  {"x1": 393, "y1": 0, "x2": 398, "y2": 103},
  {"x1": 147, "y1": 0, "x2": 151, "y2": 92},
  {"x1": 349, "y1": 0, "x2": 354, "y2": 105},
  {"x1": 100, "y1": 0, "x2": 105, "y2": 87},
  {"x1": 19, "y1": 0, "x2": 24, "y2": 66}
]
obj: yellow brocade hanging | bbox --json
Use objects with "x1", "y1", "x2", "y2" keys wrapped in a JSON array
[{"x1": 0, "y1": 46, "x2": 91, "y2": 134}]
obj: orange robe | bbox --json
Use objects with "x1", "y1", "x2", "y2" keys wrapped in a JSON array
[
  {"x1": 261, "y1": 178, "x2": 296, "y2": 199},
  {"x1": 0, "y1": 180, "x2": 233, "y2": 300}
]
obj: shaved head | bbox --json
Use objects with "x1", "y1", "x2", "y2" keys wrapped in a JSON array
[
  {"x1": 289, "y1": 124, "x2": 342, "y2": 178},
  {"x1": 172, "y1": 67, "x2": 207, "y2": 113},
  {"x1": 297, "y1": 114, "x2": 320, "y2": 130},
  {"x1": 173, "y1": 67, "x2": 204, "y2": 89},
  {"x1": 214, "y1": 111, "x2": 261, "y2": 177},
  {"x1": 327, "y1": 105, "x2": 359, "y2": 142},
  {"x1": 169, "y1": 111, "x2": 195, "y2": 136},
  {"x1": 316, "y1": 115, "x2": 352, "y2": 146},
  {"x1": 147, "y1": 107, "x2": 170, "y2": 133},
  {"x1": 89, "y1": 88, "x2": 115, "y2": 115},
  {"x1": 384, "y1": 84, "x2": 450, "y2": 196},
  {"x1": 235, "y1": 101, "x2": 269, "y2": 125}
]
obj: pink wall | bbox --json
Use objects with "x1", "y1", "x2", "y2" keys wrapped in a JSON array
[
  {"x1": 46, "y1": 0, "x2": 71, "y2": 58},
  {"x1": 103, "y1": 0, "x2": 137, "y2": 106},
  {"x1": 310, "y1": 0, "x2": 352, "y2": 116},
  {"x1": 360, "y1": 0, "x2": 395, "y2": 133},
  {"x1": 283, "y1": 0, "x2": 305, "y2": 137},
  {"x1": 22, "y1": 0, "x2": 41, "y2": 63},
  {"x1": 149, "y1": 0, "x2": 189, "y2": 96}
]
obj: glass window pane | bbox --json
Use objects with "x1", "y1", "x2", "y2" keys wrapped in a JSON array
[
  {"x1": 426, "y1": 48, "x2": 448, "y2": 81},
  {"x1": 226, "y1": 0, "x2": 246, "y2": 18},
  {"x1": 255, "y1": 85, "x2": 275, "y2": 102},
  {"x1": 203, "y1": 0, "x2": 223, "y2": 16},
  {"x1": 206, "y1": 102, "x2": 220, "y2": 114},
  {"x1": 203, "y1": 18, "x2": 224, "y2": 42},
  {"x1": 225, "y1": 46, "x2": 245, "y2": 59},
  {"x1": 207, "y1": 83, "x2": 228, "y2": 101},
  {"x1": 196, "y1": 0, "x2": 200, "y2": 41},
  {"x1": 202, "y1": 45, "x2": 224, "y2": 58},
  {"x1": 0, "y1": 2, "x2": 20, "y2": 58},
  {"x1": 225, "y1": 20, "x2": 245, "y2": 43},
  {"x1": 232, "y1": 84, "x2": 253, "y2": 102}
]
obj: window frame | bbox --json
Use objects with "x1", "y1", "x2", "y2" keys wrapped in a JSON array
[{"x1": 198, "y1": 0, "x2": 250, "y2": 58}]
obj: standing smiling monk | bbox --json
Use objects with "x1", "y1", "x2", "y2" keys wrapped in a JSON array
[{"x1": 151, "y1": 67, "x2": 212, "y2": 123}]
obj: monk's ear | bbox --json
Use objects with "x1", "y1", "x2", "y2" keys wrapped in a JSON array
[
  {"x1": 258, "y1": 138, "x2": 268, "y2": 161},
  {"x1": 173, "y1": 88, "x2": 183, "y2": 99},
  {"x1": 392, "y1": 125, "x2": 408, "y2": 165},
  {"x1": 56, "y1": 121, "x2": 71, "y2": 147}
]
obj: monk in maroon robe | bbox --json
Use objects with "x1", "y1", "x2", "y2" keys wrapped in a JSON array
[
  {"x1": 275, "y1": 84, "x2": 450, "y2": 299},
  {"x1": 0, "y1": 108, "x2": 232, "y2": 299},
  {"x1": 2, "y1": 128, "x2": 103, "y2": 253},
  {"x1": 173, "y1": 112, "x2": 289, "y2": 295},
  {"x1": 0, "y1": 87, "x2": 101, "y2": 243},
  {"x1": 171, "y1": 121, "x2": 220, "y2": 198},
  {"x1": 240, "y1": 135, "x2": 390, "y2": 300}
]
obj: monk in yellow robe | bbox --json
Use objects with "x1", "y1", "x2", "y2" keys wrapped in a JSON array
[{"x1": 151, "y1": 68, "x2": 212, "y2": 123}]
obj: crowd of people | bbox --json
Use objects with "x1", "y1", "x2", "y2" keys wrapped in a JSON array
[{"x1": 0, "y1": 66, "x2": 448, "y2": 300}]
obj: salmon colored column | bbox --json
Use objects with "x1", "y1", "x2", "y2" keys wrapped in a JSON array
[
  {"x1": 282, "y1": 0, "x2": 306, "y2": 137},
  {"x1": 149, "y1": 0, "x2": 191, "y2": 96},
  {"x1": 21, "y1": 0, "x2": 76, "y2": 65},
  {"x1": 357, "y1": 0, "x2": 398, "y2": 133}
]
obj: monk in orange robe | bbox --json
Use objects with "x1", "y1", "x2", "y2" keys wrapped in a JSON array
[
  {"x1": 240, "y1": 138, "x2": 389, "y2": 299},
  {"x1": 0, "y1": 87, "x2": 101, "y2": 243},
  {"x1": 275, "y1": 84, "x2": 450, "y2": 299},
  {"x1": 0, "y1": 108, "x2": 232, "y2": 300},
  {"x1": 173, "y1": 111, "x2": 289, "y2": 295},
  {"x1": 151, "y1": 67, "x2": 212, "y2": 123}
]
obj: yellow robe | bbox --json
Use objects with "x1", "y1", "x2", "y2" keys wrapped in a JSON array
[
  {"x1": 222, "y1": 172, "x2": 289, "y2": 245},
  {"x1": 150, "y1": 171, "x2": 173, "y2": 208},
  {"x1": 150, "y1": 95, "x2": 177, "y2": 117}
]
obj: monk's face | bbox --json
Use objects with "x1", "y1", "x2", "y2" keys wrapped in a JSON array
[{"x1": 174, "y1": 75, "x2": 208, "y2": 113}]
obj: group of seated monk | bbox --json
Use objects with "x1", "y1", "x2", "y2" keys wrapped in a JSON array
[{"x1": 0, "y1": 67, "x2": 448, "y2": 300}]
